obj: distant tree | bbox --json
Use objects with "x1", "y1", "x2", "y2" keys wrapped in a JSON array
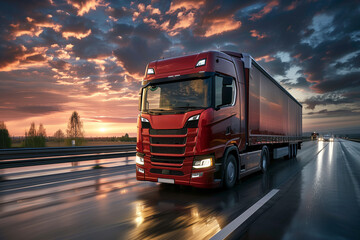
[
  {"x1": 66, "y1": 111, "x2": 85, "y2": 146},
  {"x1": 28, "y1": 122, "x2": 36, "y2": 137},
  {"x1": 53, "y1": 129, "x2": 65, "y2": 146},
  {"x1": 0, "y1": 121, "x2": 11, "y2": 149},
  {"x1": 38, "y1": 123, "x2": 46, "y2": 137},
  {"x1": 119, "y1": 133, "x2": 135, "y2": 142},
  {"x1": 23, "y1": 122, "x2": 46, "y2": 147}
]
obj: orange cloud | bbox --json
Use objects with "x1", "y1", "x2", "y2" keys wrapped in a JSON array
[
  {"x1": 67, "y1": 0, "x2": 107, "y2": 16},
  {"x1": 166, "y1": 0, "x2": 205, "y2": 14},
  {"x1": 169, "y1": 11, "x2": 195, "y2": 35},
  {"x1": 62, "y1": 29, "x2": 91, "y2": 39},
  {"x1": 305, "y1": 72, "x2": 321, "y2": 84},
  {"x1": 0, "y1": 46, "x2": 49, "y2": 72},
  {"x1": 133, "y1": 11, "x2": 140, "y2": 21},
  {"x1": 143, "y1": 17, "x2": 158, "y2": 27},
  {"x1": 202, "y1": 16, "x2": 241, "y2": 37},
  {"x1": 250, "y1": 0, "x2": 279, "y2": 20},
  {"x1": 34, "y1": 21, "x2": 61, "y2": 32},
  {"x1": 146, "y1": 5, "x2": 161, "y2": 15},
  {"x1": 250, "y1": 29, "x2": 267, "y2": 39},
  {"x1": 255, "y1": 55, "x2": 275, "y2": 62},
  {"x1": 9, "y1": 15, "x2": 61, "y2": 39},
  {"x1": 286, "y1": 1, "x2": 299, "y2": 11},
  {"x1": 10, "y1": 25, "x2": 43, "y2": 39},
  {"x1": 143, "y1": 10, "x2": 196, "y2": 36},
  {"x1": 56, "y1": 49, "x2": 71, "y2": 59},
  {"x1": 138, "y1": 3, "x2": 145, "y2": 12}
]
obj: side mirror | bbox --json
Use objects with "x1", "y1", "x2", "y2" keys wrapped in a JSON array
[{"x1": 222, "y1": 86, "x2": 233, "y2": 106}]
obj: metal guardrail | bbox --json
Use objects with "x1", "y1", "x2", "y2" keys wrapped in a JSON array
[
  {"x1": 0, "y1": 145, "x2": 136, "y2": 169},
  {"x1": 0, "y1": 145, "x2": 136, "y2": 160}
]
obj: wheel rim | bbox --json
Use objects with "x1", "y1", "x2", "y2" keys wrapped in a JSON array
[
  {"x1": 227, "y1": 161, "x2": 235, "y2": 183},
  {"x1": 262, "y1": 155, "x2": 267, "y2": 170}
]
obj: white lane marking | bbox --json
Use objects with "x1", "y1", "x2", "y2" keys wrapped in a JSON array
[{"x1": 210, "y1": 189, "x2": 279, "y2": 240}]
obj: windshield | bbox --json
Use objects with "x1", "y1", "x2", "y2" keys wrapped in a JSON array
[{"x1": 141, "y1": 78, "x2": 211, "y2": 113}]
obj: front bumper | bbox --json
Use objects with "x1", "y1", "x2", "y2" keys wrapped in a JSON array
[{"x1": 136, "y1": 157, "x2": 221, "y2": 188}]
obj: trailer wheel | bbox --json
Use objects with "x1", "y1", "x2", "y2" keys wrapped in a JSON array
[
  {"x1": 261, "y1": 146, "x2": 269, "y2": 173},
  {"x1": 224, "y1": 154, "x2": 237, "y2": 189},
  {"x1": 293, "y1": 145, "x2": 297, "y2": 157}
]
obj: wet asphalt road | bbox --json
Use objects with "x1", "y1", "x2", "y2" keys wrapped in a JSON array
[{"x1": 0, "y1": 139, "x2": 359, "y2": 240}]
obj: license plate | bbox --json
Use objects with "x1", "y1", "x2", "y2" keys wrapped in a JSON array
[{"x1": 158, "y1": 178, "x2": 174, "y2": 184}]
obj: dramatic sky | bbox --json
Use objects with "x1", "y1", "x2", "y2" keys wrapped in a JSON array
[{"x1": 0, "y1": 0, "x2": 359, "y2": 137}]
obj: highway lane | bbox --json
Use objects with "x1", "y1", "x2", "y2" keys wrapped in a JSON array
[
  {"x1": 238, "y1": 139, "x2": 360, "y2": 240},
  {"x1": 0, "y1": 140, "x2": 358, "y2": 239}
]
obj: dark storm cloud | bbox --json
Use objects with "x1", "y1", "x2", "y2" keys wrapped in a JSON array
[
  {"x1": 72, "y1": 61, "x2": 99, "y2": 78},
  {"x1": 16, "y1": 105, "x2": 62, "y2": 114},
  {"x1": 106, "y1": 5, "x2": 133, "y2": 19},
  {"x1": 305, "y1": 108, "x2": 360, "y2": 119},
  {"x1": 281, "y1": 77, "x2": 312, "y2": 90},
  {"x1": 311, "y1": 72, "x2": 360, "y2": 94},
  {"x1": 302, "y1": 95, "x2": 353, "y2": 110},
  {"x1": 25, "y1": 54, "x2": 47, "y2": 62},
  {"x1": 0, "y1": 43, "x2": 27, "y2": 70},
  {"x1": 0, "y1": 0, "x2": 52, "y2": 20},
  {"x1": 48, "y1": 59, "x2": 71, "y2": 71},
  {"x1": 112, "y1": 23, "x2": 171, "y2": 74},
  {"x1": 333, "y1": 53, "x2": 360, "y2": 70},
  {"x1": 259, "y1": 58, "x2": 290, "y2": 76},
  {"x1": 72, "y1": 35, "x2": 113, "y2": 59}
]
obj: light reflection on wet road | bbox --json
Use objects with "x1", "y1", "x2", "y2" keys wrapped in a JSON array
[{"x1": 0, "y1": 140, "x2": 359, "y2": 240}]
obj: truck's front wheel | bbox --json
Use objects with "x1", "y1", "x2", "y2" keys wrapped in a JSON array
[{"x1": 224, "y1": 154, "x2": 237, "y2": 189}]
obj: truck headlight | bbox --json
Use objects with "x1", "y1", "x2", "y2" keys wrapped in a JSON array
[
  {"x1": 188, "y1": 114, "x2": 200, "y2": 121},
  {"x1": 193, "y1": 156, "x2": 213, "y2": 169},
  {"x1": 141, "y1": 117, "x2": 149, "y2": 122},
  {"x1": 136, "y1": 153, "x2": 144, "y2": 165}
]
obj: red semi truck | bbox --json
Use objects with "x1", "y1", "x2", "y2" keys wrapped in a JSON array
[{"x1": 136, "y1": 51, "x2": 302, "y2": 188}]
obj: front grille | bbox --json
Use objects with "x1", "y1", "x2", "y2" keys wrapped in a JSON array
[
  {"x1": 150, "y1": 128, "x2": 187, "y2": 135},
  {"x1": 151, "y1": 156, "x2": 184, "y2": 164},
  {"x1": 150, "y1": 137, "x2": 186, "y2": 145},
  {"x1": 151, "y1": 146, "x2": 185, "y2": 154},
  {"x1": 150, "y1": 168, "x2": 184, "y2": 176}
]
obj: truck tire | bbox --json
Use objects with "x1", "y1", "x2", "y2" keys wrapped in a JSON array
[
  {"x1": 293, "y1": 145, "x2": 297, "y2": 157},
  {"x1": 224, "y1": 154, "x2": 237, "y2": 189},
  {"x1": 261, "y1": 146, "x2": 269, "y2": 173}
]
